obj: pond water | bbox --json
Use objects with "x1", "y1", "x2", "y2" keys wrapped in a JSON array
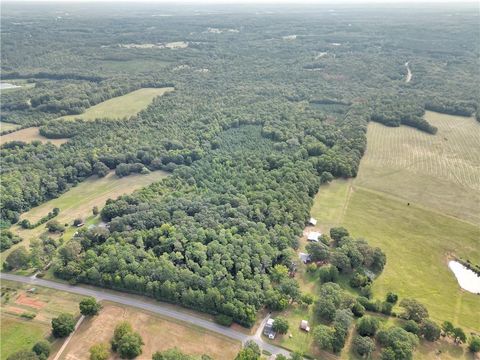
[
  {"x1": 0, "y1": 83, "x2": 21, "y2": 90},
  {"x1": 448, "y1": 260, "x2": 480, "y2": 294}
]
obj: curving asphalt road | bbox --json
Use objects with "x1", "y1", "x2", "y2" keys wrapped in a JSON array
[{"x1": 0, "y1": 273, "x2": 291, "y2": 357}]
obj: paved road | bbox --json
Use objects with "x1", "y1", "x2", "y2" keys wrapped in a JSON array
[{"x1": 0, "y1": 273, "x2": 290, "y2": 357}]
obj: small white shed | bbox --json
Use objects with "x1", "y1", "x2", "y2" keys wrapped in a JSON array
[
  {"x1": 300, "y1": 320, "x2": 310, "y2": 332},
  {"x1": 308, "y1": 217, "x2": 317, "y2": 226},
  {"x1": 307, "y1": 231, "x2": 321, "y2": 242}
]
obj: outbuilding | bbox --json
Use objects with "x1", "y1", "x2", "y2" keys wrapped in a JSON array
[
  {"x1": 263, "y1": 318, "x2": 277, "y2": 339},
  {"x1": 307, "y1": 231, "x2": 321, "y2": 242},
  {"x1": 308, "y1": 217, "x2": 317, "y2": 226},
  {"x1": 300, "y1": 320, "x2": 310, "y2": 332},
  {"x1": 299, "y1": 252, "x2": 311, "y2": 264}
]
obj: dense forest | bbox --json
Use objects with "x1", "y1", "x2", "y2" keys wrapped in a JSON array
[{"x1": 1, "y1": 2, "x2": 479, "y2": 326}]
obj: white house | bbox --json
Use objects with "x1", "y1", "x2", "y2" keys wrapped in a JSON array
[
  {"x1": 308, "y1": 217, "x2": 317, "y2": 226},
  {"x1": 307, "y1": 231, "x2": 321, "y2": 242}
]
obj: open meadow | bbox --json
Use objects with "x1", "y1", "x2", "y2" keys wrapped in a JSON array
[
  {"x1": 60, "y1": 302, "x2": 241, "y2": 360},
  {"x1": 0, "y1": 280, "x2": 83, "y2": 360},
  {"x1": 2, "y1": 171, "x2": 168, "y2": 264},
  {"x1": 342, "y1": 187, "x2": 479, "y2": 332},
  {"x1": 0, "y1": 127, "x2": 69, "y2": 146},
  {"x1": 60, "y1": 87, "x2": 174, "y2": 121},
  {"x1": 356, "y1": 112, "x2": 480, "y2": 224}
]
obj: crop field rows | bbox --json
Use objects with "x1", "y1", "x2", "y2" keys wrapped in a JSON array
[
  {"x1": 356, "y1": 112, "x2": 480, "y2": 224},
  {"x1": 361, "y1": 113, "x2": 480, "y2": 192}
]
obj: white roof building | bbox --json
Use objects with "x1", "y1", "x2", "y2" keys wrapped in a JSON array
[
  {"x1": 300, "y1": 320, "x2": 310, "y2": 332},
  {"x1": 299, "y1": 252, "x2": 311, "y2": 264},
  {"x1": 308, "y1": 217, "x2": 317, "y2": 226},
  {"x1": 307, "y1": 231, "x2": 321, "y2": 242}
]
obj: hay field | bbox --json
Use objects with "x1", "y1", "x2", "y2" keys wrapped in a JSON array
[
  {"x1": 60, "y1": 87, "x2": 174, "y2": 121},
  {"x1": 356, "y1": 111, "x2": 480, "y2": 224},
  {"x1": 60, "y1": 302, "x2": 241, "y2": 360},
  {"x1": 0, "y1": 127, "x2": 68, "y2": 146}
]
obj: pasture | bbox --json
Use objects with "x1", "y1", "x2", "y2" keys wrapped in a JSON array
[
  {"x1": 2, "y1": 171, "x2": 168, "y2": 263},
  {"x1": 0, "y1": 127, "x2": 68, "y2": 146},
  {"x1": 60, "y1": 87, "x2": 174, "y2": 121},
  {"x1": 342, "y1": 188, "x2": 479, "y2": 332},
  {"x1": 356, "y1": 112, "x2": 480, "y2": 224},
  {"x1": 0, "y1": 316, "x2": 48, "y2": 360},
  {"x1": 0, "y1": 281, "x2": 82, "y2": 360},
  {"x1": 60, "y1": 302, "x2": 241, "y2": 360},
  {"x1": 312, "y1": 182, "x2": 479, "y2": 332}
]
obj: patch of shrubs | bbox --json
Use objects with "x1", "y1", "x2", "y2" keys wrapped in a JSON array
[
  {"x1": 20, "y1": 312, "x2": 36, "y2": 319},
  {"x1": 0, "y1": 230, "x2": 22, "y2": 252},
  {"x1": 215, "y1": 314, "x2": 233, "y2": 326},
  {"x1": 6, "y1": 341, "x2": 51, "y2": 360},
  {"x1": 20, "y1": 208, "x2": 60, "y2": 229}
]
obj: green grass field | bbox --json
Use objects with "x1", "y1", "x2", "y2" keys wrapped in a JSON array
[
  {"x1": 2, "y1": 171, "x2": 168, "y2": 264},
  {"x1": 0, "y1": 281, "x2": 83, "y2": 360},
  {"x1": 342, "y1": 187, "x2": 479, "y2": 332},
  {"x1": 356, "y1": 112, "x2": 480, "y2": 224},
  {"x1": 0, "y1": 122, "x2": 21, "y2": 132},
  {"x1": 60, "y1": 87, "x2": 174, "y2": 121},
  {"x1": 0, "y1": 316, "x2": 48, "y2": 360}
]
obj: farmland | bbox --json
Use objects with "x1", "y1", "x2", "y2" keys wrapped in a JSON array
[
  {"x1": 0, "y1": 127, "x2": 68, "y2": 146},
  {"x1": 356, "y1": 112, "x2": 480, "y2": 224},
  {"x1": 60, "y1": 302, "x2": 241, "y2": 360},
  {"x1": 0, "y1": 281, "x2": 82, "y2": 360},
  {"x1": 2, "y1": 170, "x2": 168, "y2": 263},
  {"x1": 309, "y1": 112, "x2": 480, "y2": 332},
  {"x1": 1, "y1": 2, "x2": 479, "y2": 359},
  {"x1": 342, "y1": 188, "x2": 479, "y2": 332},
  {"x1": 60, "y1": 87, "x2": 174, "y2": 121}
]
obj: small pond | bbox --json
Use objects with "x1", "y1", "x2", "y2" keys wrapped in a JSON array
[{"x1": 448, "y1": 260, "x2": 480, "y2": 294}]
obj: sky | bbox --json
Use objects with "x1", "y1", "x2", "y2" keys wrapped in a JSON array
[{"x1": 5, "y1": 0, "x2": 479, "y2": 3}]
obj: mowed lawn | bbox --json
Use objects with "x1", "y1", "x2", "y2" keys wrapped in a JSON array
[
  {"x1": 0, "y1": 316, "x2": 48, "y2": 360},
  {"x1": 60, "y1": 302, "x2": 241, "y2": 360},
  {"x1": 2, "y1": 171, "x2": 168, "y2": 263},
  {"x1": 1, "y1": 281, "x2": 83, "y2": 360},
  {"x1": 60, "y1": 87, "x2": 174, "y2": 121},
  {"x1": 312, "y1": 182, "x2": 480, "y2": 332},
  {"x1": 0, "y1": 127, "x2": 68, "y2": 146},
  {"x1": 356, "y1": 112, "x2": 480, "y2": 224}
]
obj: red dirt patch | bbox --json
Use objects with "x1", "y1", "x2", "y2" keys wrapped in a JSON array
[
  {"x1": 15, "y1": 293, "x2": 46, "y2": 310},
  {"x1": 4, "y1": 306, "x2": 26, "y2": 315}
]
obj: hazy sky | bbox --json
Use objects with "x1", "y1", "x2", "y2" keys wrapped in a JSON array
[{"x1": 6, "y1": 0, "x2": 479, "y2": 3}]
